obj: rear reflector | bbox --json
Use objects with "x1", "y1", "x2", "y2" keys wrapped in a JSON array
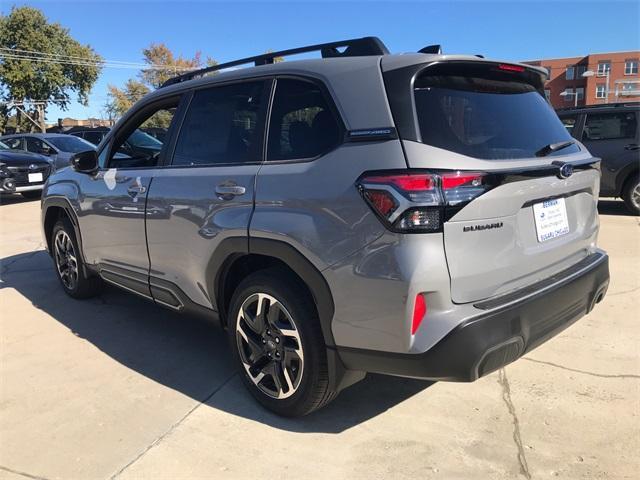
[{"x1": 412, "y1": 294, "x2": 427, "y2": 334}]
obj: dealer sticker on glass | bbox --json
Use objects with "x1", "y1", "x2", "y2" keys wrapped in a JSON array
[{"x1": 533, "y1": 198, "x2": 570, "y2": 243}]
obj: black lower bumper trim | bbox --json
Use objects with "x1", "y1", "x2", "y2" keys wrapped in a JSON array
[{"x1": 337, "y1": 252, "x2": 610, "y2": 382}]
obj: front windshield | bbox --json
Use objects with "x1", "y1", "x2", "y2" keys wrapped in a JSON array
[
  {"x1": 47, "y1": 135, "x2": 96, "y2": 153},
  {"x1": 0, "y1": 141, "x2": 8, "y2": 150},
  {"x1": 127, "y1": 129, "x2": 163, "y2": 149}
]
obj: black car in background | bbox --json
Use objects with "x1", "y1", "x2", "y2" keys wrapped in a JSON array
[
  {"x1": 68, "y1": 126, "x2": 163, "y2": 163},
  {"x1": 0, "y1": 140, "x2": 51, "y2": 199},
  {"x1": 557, "y1": 103, "x2": 640, "y2": 215},
  {"x1": 65, "y1": 126, "x2": 110, "y2": 146}
]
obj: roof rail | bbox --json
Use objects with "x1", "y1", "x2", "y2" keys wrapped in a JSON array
[{"x1": 161, "y1": 36, "x2": 389, "y2": 88}]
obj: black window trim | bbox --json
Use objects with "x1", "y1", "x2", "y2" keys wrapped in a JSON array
[{"x1": 164, "y1": 77, "x2": 274, "y2": 169}]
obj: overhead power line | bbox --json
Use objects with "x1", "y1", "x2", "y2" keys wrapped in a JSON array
[{"x1": 0, "y1": 49, "x2": 199, "y2": 71}]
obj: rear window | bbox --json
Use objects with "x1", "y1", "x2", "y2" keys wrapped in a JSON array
[{"x1": 414, "y1": 68, "x2": 579, "y2": 159}]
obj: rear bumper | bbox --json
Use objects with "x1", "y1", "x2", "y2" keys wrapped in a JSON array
[{"x1": 337, "y1": 251, "x2": 609, "y2": 381}]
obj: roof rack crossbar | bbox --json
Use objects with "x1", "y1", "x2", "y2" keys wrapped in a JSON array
[{"x1": 161, "y1": 36, "x2": 389, "y2": 88}]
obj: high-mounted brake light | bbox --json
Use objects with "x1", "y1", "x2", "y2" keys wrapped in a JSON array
[
  {"x1": 358, "y1": 171, "x2": 495, "y2": 233},
  {"x1": 498, "y1": 63, "x2": 525, "y2": 73}
]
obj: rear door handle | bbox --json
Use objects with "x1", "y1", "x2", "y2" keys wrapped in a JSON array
[
  {"x1": 215, "y1": 183, "x2": 246, "y2": 198},
  {"x1": 624, "y1": 144, "x2": 639, "y2": 151}
]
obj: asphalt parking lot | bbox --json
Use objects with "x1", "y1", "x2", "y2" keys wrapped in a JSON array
[{"x1": 0, "y1": 196, "x2": 638, "y2": 480}]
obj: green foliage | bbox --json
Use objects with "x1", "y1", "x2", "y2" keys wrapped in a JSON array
[{"x1": 0, "y1": 6, "x2": 102, "y2": 108}]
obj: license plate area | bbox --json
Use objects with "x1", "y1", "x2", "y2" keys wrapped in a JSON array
[
  {"x1": 533, "y1": 198, "x2": 570, "y2": 242},
  {"x1": 28, "y1": 172, "x2": 43, "y2": 183}
]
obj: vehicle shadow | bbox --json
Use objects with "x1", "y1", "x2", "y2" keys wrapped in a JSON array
[
  {"x1": 0, "y1": 193, "x2": 40, "y2": 205},
  {"x1": 1, "y1": 249, "x2": 433, "y2": 433},
  {"x1": 598, "y1": 198, "x2": 633, "y2": 216}
]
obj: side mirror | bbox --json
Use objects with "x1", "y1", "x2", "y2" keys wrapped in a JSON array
[{"x1": 71, "y1": 150, "x2": 99, "y2": 174}]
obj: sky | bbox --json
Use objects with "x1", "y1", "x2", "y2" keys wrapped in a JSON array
[{"x1": 4, "y1": 0, "x2": 640, "y2": 122}]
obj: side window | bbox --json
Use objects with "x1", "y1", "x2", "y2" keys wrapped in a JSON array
[
  {"x1": 106, "y1": 97, "x2": 180, "y2": 169},
  {"x1": 267, "y1": 78, "x2": 342, "y2": 161},
  {"x1": 25, "y1": 137, "x2": 49, "y2": 154},
  {"x1": 583, "y1": 112, "x2": 637, "y2": 141},
  {"x1": 83, "y1": 131, "x2": 104, "y2": 145},
  {"x1": 172, "y1": 81, "x2": 265, "y2": 166},
  {"x1": 4, "y1": 137, "x2": 23, "y2": 150},
  {"x1": 560, "y1": 115, "x2": 578, "y2": 137}
]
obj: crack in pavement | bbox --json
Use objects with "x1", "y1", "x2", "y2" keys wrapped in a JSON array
[
  {"x1": 109, "y1": 372, "x2": 238, "y2": 479},
  {"x1": 523, "y1": 357, "x2": 640, "y2": 379},
  {"x1": 0, "y1": 247, "x2": 44, "y2": 276},
  {"x1": 498, "y1": 368, "x2": 532, "y2": 480},
  {"x1": 0, "y1": 465, "x2": 50, "y2": 480},
  {"x1": 606, "y1": 286, "x2": 640, "y2": 297}
]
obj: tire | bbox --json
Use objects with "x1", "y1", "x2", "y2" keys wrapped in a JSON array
[
  {"x1": 622, "y1": 174, "x2": 640, "y2": 216},
  {"x1": 227, "y1": 268, "x2": 336, "y2": 417},
  {"x1": 51, "y1": 217, "x2": 103, "y2": 299},
  {"x1": 21, "y1": 190, "x2": 42, "y2": 199}
]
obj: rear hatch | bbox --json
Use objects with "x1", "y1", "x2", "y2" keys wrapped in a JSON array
[{"x1": 383, "y1": 58, "x2": 600, "y2": 303}]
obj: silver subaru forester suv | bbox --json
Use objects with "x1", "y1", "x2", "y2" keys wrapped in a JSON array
[{"x1": 41, "y1": 37, "x2": 610, "y2": 416}]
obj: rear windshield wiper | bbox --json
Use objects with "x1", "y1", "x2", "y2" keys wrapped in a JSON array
[{"x1": 535, "y1": 140, "x2": 575, "y2": 157}]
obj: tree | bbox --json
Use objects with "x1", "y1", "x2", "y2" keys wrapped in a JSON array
[
  {"x1": 106, "y1": 43, "x2": 213, "y2": 120},
  {"x1": 0, "y1": 6, "x2": 102, "y2": 131}
]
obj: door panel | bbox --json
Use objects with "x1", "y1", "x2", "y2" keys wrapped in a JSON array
[
  {"x1": 146, "y1": 166, "x2": 258, "y2": 307},
  {"x1": 146, "y1": 80, "x2": 269, "y2": 309},
  {"x1": 76, "y1": 168, "x2": 152, "y2": 277},
  {"x1": 77, "y1": 95, "x2": 184, "y2": 280}
]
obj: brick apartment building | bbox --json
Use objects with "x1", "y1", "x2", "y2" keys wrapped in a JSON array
[{"x1": 523, "y1": 51, "x2": 640, "y2": 109}]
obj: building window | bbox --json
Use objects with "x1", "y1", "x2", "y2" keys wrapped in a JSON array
[
  {"x1": 625, "y1": 60, "x2": 638, "y2": 75},
  {"x1": 576, "y1": 65, "x2": 586, "y2": 77},
  {"x1": 620, "y1": 81, "x2": 640, "y2": 96},
  {"x1": 563, "y1": 87, "x2": 574, "y2": 101},
  {"x1": 596, "y1": 85, "x2": 606, "y2": 98},
  {"x1": 597, "y1": 62, "x2": 611, "y2": 76},
  {"x1": 565, "y1": 66, "x2": 575, "y2": 80},
  {"x1": 544, "y1": 89, "x2": 551, "y2": 102},
  {"x1": 576, "y1": 87, "x2": 584, "y2": 101}
]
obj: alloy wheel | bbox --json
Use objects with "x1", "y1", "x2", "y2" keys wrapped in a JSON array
[
  {"x1": 54, "y1": 230, "x2": 78, "y2": 290},
  {"x1": 235, "y1": 293, "x2": 304, "y2": 399},
  {"x1": 632, "y1": 182, "x2": 640, "y2": 209}
]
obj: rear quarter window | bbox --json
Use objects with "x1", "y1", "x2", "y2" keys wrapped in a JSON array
[
  {"x1": 413, "y1": 67, "x2": 579, "y2": 159},
  {"x1": 583, "y1": 112, "x2": 637, "y2": 141}
]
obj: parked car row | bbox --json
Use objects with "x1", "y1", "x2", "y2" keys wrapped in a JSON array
[
  {"x1": 3, "y1": 103, "x2": 638, "y2": 215},
  {"x1": 0, "y1": 128, "x2": 167, "y2": 199},
  {"x1": 0, "y1": 140, "x2": 52, "y2": 199}
]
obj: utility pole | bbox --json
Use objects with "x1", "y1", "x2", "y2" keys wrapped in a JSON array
[{"x1": 4, "y1": 100, "x2": 47, "y2": 133}]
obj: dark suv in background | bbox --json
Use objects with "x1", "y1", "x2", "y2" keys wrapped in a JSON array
[{"x1": 557, "y1": 103, "x2": 640, "y2": 214}]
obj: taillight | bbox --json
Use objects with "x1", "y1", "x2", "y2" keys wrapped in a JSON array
[{"x1": 358, "y1": 170, "x2": 495, "y2": 233}]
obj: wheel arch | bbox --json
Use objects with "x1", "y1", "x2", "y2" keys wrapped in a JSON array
[
  {"x1": 615, "y1": 163, "x2": 639, "y2": 196},
  {"x1": 42, "y1": 197, "x2": 84, "y2": 261},
  {"x1": 208, "y1": 237, "x2": 336, "y2": 347}
]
